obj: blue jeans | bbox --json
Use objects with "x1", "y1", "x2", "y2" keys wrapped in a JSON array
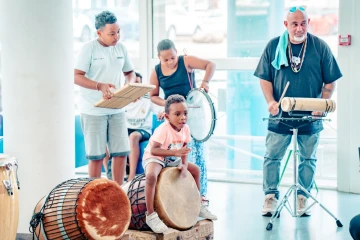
[
  {"x1": 263, "y1": 131, "x2": 320, "y2": 199},
  {"x1": 188, "y1": 139, "x2": 207, "y2": 197}
]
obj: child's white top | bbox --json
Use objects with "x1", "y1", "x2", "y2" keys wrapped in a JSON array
[
  {"x1": 75, "y1": 40, "x2": 134, "y2": 115},
  {"x1": 125, "y1": 94, "x2": 153, "y2": 134}
]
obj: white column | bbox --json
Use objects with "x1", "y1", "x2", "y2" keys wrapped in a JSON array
[
  {"x1": 0, "y1": 0, "x2": 75, "y2": 233},
  {"x1": 139, "y1": 0, "x2": 154, "y2": 81},
  {"x1": 337, "y1": 0, "x2": 360, "y2": 193}
]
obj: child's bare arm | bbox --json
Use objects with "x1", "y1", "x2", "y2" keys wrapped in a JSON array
[
  {"x1": 181, "y1": 155, "x2": 188, "y2": 166},
  {"x1": 177, "y1": 143, "x2": 189, "y2": 178},
  {"x1": 181, "y1": 143, "x2": 189, "y2": 166},
  {"x1": 178, "y1": 155, "x2": 189, "y2": 178},
  {"x1": 150, "y1": 141, "x2": 190, "y2": 157}
]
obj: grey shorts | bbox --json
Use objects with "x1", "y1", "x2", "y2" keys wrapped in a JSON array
[
  {"x1": 80, "y1": 112, "x2": 130, "y2": 160},
  {"x1": 142, "y1": 157, "x2": 181, "y2": 171}
]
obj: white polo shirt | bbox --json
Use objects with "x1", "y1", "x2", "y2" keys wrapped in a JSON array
[{"x1": 75, "y1": 40, "x2": 134, "y2": 115}]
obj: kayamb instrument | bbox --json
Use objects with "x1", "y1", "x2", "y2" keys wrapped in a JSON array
[{"x1": 94, "y1": 83, "x2": 155, "y2": 109}]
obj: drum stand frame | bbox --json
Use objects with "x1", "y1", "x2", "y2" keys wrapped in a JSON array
[{"x1": 263, "y1": 116, "x2": 343, "y2": 231}]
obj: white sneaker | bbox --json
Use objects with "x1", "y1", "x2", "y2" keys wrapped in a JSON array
[
  {"x1": 199, "y1": 205, "x2": 218, "y2": 220},
  {"x1": 262, "y1": 194, "x2": 278, "y2": 217},
  {"x1": 297, "y1": 194, "x2": 311, "y2": 216},
  {"x1": 146, "y1": 212, "x2": 168, "y2": 233}
]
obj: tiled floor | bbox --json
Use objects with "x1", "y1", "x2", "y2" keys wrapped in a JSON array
[
  {"x1": 17, "y1": 180, "x2": 360, "y2": 240},
  {"x1": 207, "y1": 182, "x2": 359, "y2": 240}
]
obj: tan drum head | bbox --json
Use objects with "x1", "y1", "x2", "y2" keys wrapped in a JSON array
[
  {"x1": 155, "y1": 167, "x2": 200, "y2": 230},
  {"x1": 77, "y1": 178, "x2": 131, "y2": 239}
]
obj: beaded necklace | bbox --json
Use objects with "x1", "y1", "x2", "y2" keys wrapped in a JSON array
[{"x1": 288, "y1": 38, "x2": 307, "y2": 73}]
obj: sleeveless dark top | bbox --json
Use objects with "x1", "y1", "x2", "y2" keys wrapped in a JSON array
[{"x1": 155, "y1": 55, "x2": 196, "y2": 99}]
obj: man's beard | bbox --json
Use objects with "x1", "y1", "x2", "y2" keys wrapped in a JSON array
[{"x1": 293, "y1": 34, "x2": 306, "y2": 42}]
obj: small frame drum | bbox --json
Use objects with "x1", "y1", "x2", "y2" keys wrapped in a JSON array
[
  {"x1": 122, "y1": 167, "x2": 200, "y2": 231},
  {"x1": 0, "y1": 154, "x2": 20, "y2": 240},
  {"x1": 186, "y1": 88, "x2": 216, "y2": 142},
  {"x1": 30, "y1": 178, "x2": 131, "y2": 240}
]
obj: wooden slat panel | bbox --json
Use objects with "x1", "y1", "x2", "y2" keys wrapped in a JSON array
[{"x1": 94, "y1": 83, "x2": 155, "y2": 109}]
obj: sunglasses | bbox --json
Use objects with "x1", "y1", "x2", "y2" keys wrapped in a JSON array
[{"x1": 289, "y1": 5, "x2": 307, "y2": 12}]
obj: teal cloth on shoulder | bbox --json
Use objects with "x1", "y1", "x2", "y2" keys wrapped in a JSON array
[{"x1": 271, "y1": 31, "x2": 289, "y2": 70}]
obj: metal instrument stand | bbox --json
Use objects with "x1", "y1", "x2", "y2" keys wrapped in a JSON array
[{"x1": 263, "y1": 113, "x2": 343, "y2": 231}]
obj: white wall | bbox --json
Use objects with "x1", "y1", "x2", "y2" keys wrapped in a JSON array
[
  {"x1": 0, "y1": 0, "x2": 75, "y2": 233},
  {"x1": 337, "y1": 0, "x2": 360, "y2": 193}
]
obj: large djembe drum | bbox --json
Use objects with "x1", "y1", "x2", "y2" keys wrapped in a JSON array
[
  {"x1": 122, "y1": 167, "x2": 201, "y2": 231},
  {"x1": 30, "y1": 178, "x2": 131, "y2": 240},
  {"x1": 0, "y1": 154, "x2": 20, "y2": 240}
]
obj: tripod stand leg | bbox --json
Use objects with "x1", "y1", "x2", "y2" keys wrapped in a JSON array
[
  {"x1": 278, "y1": 150, "x2": 292, "y2": 187},
  {"x1": 297, "y1": 185, "x2": 343, "y2": 227},
  {"x1": 266, "y1": 186, "x2": 295, "y2": 231},
  {"x1": 313, "y1": 180, "x2": 319, "y2": 193}
]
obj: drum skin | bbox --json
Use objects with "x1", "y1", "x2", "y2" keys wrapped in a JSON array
[
  {"x1": 186, "y1": 88, "x2": 216, "y2": 142},
  {"x1": 0, "y1": 157, "x2": 19, "y2": 240},
  {"x1": 155, "y1": 167, "x2": 200, "y2": 230},
  {"x1": 33, "y1": 178, "x2": 131, "y2": 240},
  {"x1": 281, "y1": 97, "x2": 336, "y2": 113},
  {"x1": 124, "y1": 167, "x2": 200, "y2": 231}
]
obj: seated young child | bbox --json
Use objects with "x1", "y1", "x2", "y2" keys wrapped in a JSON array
[
  {"x1": 104, "y1": 72, "x2": 162, "y2": 181},
  {"x1": 142, "y1": 94, "x2": 217, "y2": 233},
  {"x1": 124, "y1": 72, "x2": 154, "y2": 181}
]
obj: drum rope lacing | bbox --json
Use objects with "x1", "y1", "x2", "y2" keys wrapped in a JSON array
[
  {"x1": 29, "y1": 212, "x2": 45, "y2": 240},
  {"x1": 29, "y1": 178, "x2": 91, "y2": 240},
  {"x1": 127, "y1": 173, "x2": 150, "y2": 230}
]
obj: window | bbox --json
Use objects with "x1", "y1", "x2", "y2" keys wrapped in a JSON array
[
  {"x1": 153, "y1": 0, "x2": 338, "y2": 58},
  {"x1": 72, "y1": 0, "x2": 140, "y2": 58},
  {"x1": 153, "y1": 0, "x2": 339, "y2": 186}
]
